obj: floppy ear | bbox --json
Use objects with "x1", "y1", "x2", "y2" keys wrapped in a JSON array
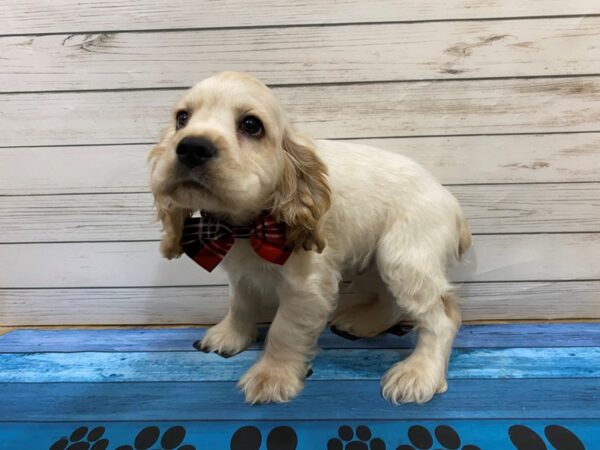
[
  {"x1": 272, "y1": 126, "x2": 331, "y2": 252},
  {"x1": 147, "y1": 126, "x2": 173, "y2": 174},
  {"x1": 148, "y1": 132, "x2": 191, "y2": 260},
  {"x1": 154, "y1": 197, "x2": 191, "y2": 260}
]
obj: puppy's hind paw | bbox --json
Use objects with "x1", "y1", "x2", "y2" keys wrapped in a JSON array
[{"x1": 330, "y1": 325, "x2": 362, "y2": 341}]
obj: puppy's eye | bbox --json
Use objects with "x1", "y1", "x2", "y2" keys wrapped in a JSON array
[
  {"x1": 176, "y1": 111, "x2": 189, "y2": 130},
  {"x1": 239, "y1": 116, "x2": 263, "y2": 137}
]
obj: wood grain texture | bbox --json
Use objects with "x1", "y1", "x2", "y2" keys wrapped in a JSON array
[
  {"x1": 0, "y1": 145, "x2": 150, "y2": 195},
  {"x1": 3, "y1": 18, "x2": 600, "y2": 91},
  {"x1": 452, "y1": 183, "x2": 600, "y2": 233},
  {"x1": 2, "y1": 347, "x2": 598, "y2": 382},
  {"x1": 2, "y1": 324, "x2": 598, "y2": 352},
  {"x1": 0, "y1": 325, "x2": 598, "y2": 448},
  {"x1": 1, "y1": 282, "x2": 598, "y2": 326},
  {"x1": 3, "y1": 1, "x2": 600, "y2": 35},
  {"x1": 2, "y1": 184, "x2": 597, "y2": 243},
  {"x1": 2, "y1": 1, "x2": 599, "y2": 326},
  {"x1": 0, "y1": 193, "x2": 158, "y2": 243},
  {"x1": 0, "y1": 235, "x2": 598, "y2": 289},
  {"x1": 2, "y1": 379, "x2": 597, "y2": 420},
  {"x1": 2, "y1": 134, "x2": 599, "y2": 195},
  {"x1": 3, "y1": 77, "x2": 600, "y2": 146}
]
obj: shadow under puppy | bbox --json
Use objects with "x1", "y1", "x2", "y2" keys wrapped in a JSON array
[{"x1": 149, "y1": 71, "x2": 471, "y2": 405}]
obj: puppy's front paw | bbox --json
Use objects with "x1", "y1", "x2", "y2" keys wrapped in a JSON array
[
  {"x1": 198, "y1": 319, "x2": 257, "y2": 357},
  {"x1": 381, "y1": 357, "x2": 446, "y2": 404},
  {"x1": 238, "y1": 359, "x2": 304, "y2": 404}
]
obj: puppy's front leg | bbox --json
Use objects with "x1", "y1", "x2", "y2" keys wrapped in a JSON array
[
  {"x1": 199, "y1": 279, "x2": 260, "y2": 357},
  {"x1": 239, "y1": 280, "x2": 336, "y2": 404}
]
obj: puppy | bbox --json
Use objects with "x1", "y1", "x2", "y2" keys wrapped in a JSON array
[{"x1": 149, "y1": 71, "x2": 471, "y2": 404}]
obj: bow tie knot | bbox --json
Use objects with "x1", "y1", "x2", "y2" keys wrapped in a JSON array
[{"x1": 181, "y1": 211, "x2": 291, "y2": 272}]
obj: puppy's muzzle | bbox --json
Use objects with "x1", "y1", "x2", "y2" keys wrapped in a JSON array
[{"x1": 176, "y1": 136, "x2": 217, "y2": 168}]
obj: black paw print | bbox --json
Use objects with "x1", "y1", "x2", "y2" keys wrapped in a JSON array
[
  {"x1": 230, "y1": 425, "x2": 298, "y2": 449},
  {"x1": 115, "y1": 426, "x2": 195, "y2": 450},
  {"x1": 50, "y1": 426, "x2": 108, "y2": 450},
  {"x1": 509, "y1": 424, "x2": 585, "y2": 450},
  {"x1": 396, "y1": 425, "x2": 480, "y2": 450},
  {"x1": 327, "y1": 425, "x2": 386, "y2": 450}
]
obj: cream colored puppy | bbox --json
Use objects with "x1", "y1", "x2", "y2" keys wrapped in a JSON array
[{"x1": 149, "y1": 71, "x2": 471, "y2": 405}]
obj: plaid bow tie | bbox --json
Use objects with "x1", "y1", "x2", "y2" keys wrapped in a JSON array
[{"x1": 181, "y1": 211, "x2": 292, "y2": 272}]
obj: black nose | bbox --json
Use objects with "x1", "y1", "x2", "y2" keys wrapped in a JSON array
[{"x1": 176, "y1": 136, "x2": 217, "y2": 168}]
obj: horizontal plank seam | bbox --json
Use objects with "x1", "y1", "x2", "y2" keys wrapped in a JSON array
[
  {"x1": 2, "y1": 418, "x2": 600, "y2": 424},
  {"x1": 3, "y1": 73, "x2": 600, "y2": 96},
  {"x1": 444, "y1": 181, "x2": 600, "y2": 187},
  {"x1": 335, "y1": 130, "x2": 600, "y2": 140},
  {"x1": 2, "y1": 181, "x2": 600, "y2": 198},
  {"x1": 2, "y1": 13, "x2": 600, "y2": 38},
  {"x1": 2, "y1": 378, "x2": 597, "y2": 387},
  {"x1": 469, "y1": 231, "x2": 600, "y2": 236},
  {"x1": 0, "y1": 142, "x2": 154, "y2": 149},
  {"x1": 4, "y1": 130, "x2": 600, "y2": 150},
  {"x1": 2, "y1": 346, "x2": 597, "y2": 354},
  {"x1": 458, "y1": 278, "x2": 600, "y2": 284},
  {"x1": 4, "y1": 377, "x2": 599, "y2": 385},
  {"x1": 1, "y1": 417, "x2": 598, "y2": 424},
  {"x1": 0, "y1": 279, "x2": 599, "y2": 291},
  {"x1": 5, "y1": 320, "x2": 598, "y2": 328},
  {"x1": 1, "y1": 231, "x2": 598, "y2": 246},
  {"x1": 0, "y1": 285, "x2": 231, "y2": 290},
  {"x1": 2, "y1": 319, "x2": 597, "y2": 325},
  {"x1": 4, "y1": 319, "x2": 599, "y2": 328},
  {"x1": 0, "y1": 191, "x2": 151, "y2": 198}
]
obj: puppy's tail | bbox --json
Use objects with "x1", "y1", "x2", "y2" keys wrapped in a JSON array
[{"x1": 456, "y1": 213, "x2": 472, "y2": 260}]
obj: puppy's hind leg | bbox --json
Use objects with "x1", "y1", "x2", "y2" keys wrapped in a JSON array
[
  {"x1": 376, "y1": 235, "x2": 461, "y2": 404},
  {"x1": 332, "y1": 268, "x2": 404, "y2": 339},
  {"x1": 332, "y1": 296, "x2": 402, "y2": 339}
]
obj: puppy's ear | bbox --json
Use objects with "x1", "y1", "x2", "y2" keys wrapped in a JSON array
[
  {"x1": 148, "y1": 129, "x2": 191, "y2": 259},
  {"x1": 147, "y1": 127, "x2": 173, "y2": 172},
  {"x1": 272, "y1": 125, "x2": 331, "y2": 252},
  {"x1": 154, "y1": 198, "x2": 191, "y2": 260}
]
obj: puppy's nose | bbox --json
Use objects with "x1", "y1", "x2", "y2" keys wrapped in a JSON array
[{"x1": 176, "y1": 136, "x2": 217, "y2": 168}]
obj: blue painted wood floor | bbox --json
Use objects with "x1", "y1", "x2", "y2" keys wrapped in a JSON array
[{"x1": 0, "y1": 323, "x2": 598, "y2": 450}]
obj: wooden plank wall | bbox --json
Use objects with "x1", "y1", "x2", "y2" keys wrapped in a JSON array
[{"x1": 1, "y1": 1, "x2": 599, "y2": 325}]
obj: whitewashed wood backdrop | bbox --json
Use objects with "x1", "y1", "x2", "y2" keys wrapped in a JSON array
[{"x1": 1, "y1": 1, "x2": 599, "y2": 326}]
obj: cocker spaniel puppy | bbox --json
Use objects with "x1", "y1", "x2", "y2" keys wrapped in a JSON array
[{"x1": 149, "y1": 71, "x2": 471, "y2": 405}]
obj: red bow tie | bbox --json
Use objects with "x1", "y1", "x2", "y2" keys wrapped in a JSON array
[{"x1": 181, "y1": 211, "x2": 292, "y2": 272}]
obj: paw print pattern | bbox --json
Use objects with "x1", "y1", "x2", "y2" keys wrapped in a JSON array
[
  {"x1": 396, "y1": 425, "x2": 480, "y2": 450},
  {"x1": 115, "y1": 426, "x2": 195, "y2": 450},
  {"x1": 230, "y1": 425, "x2": 298, "y2": 450},
  {"x1": 509, "y1": 424, "x2": 585, "y2": 450},
  {"x1": 230, "y1": 426, "x2": 262, "y2": 450},
  {"x1": 49, "y1": 426, "x2": 108, "y2": 450},
  {"x1": 327, "y1": 425, "x2": 386, "y2": 450}
]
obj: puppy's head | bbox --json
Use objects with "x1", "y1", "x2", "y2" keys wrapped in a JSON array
[{"x1": 149, "y1": 71, "x2": 330, "y2": 254}]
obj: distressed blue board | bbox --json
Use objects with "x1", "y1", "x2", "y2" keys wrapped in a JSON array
[
  {"x1": 1, "y1": 420, "x2": 598, "y2": 450},
  {"x1": 1, "y1": 323, "x2": 599, "y2": 450},
  {"x1": 1, "y1": 323, "x2": 598, "y2": 352},
  {"x1": 2, "y1": 379, "x2": 599, "y2": 421},
  {"x1": 0, "y1": 347, "x2": 598, "y2": 382}
]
